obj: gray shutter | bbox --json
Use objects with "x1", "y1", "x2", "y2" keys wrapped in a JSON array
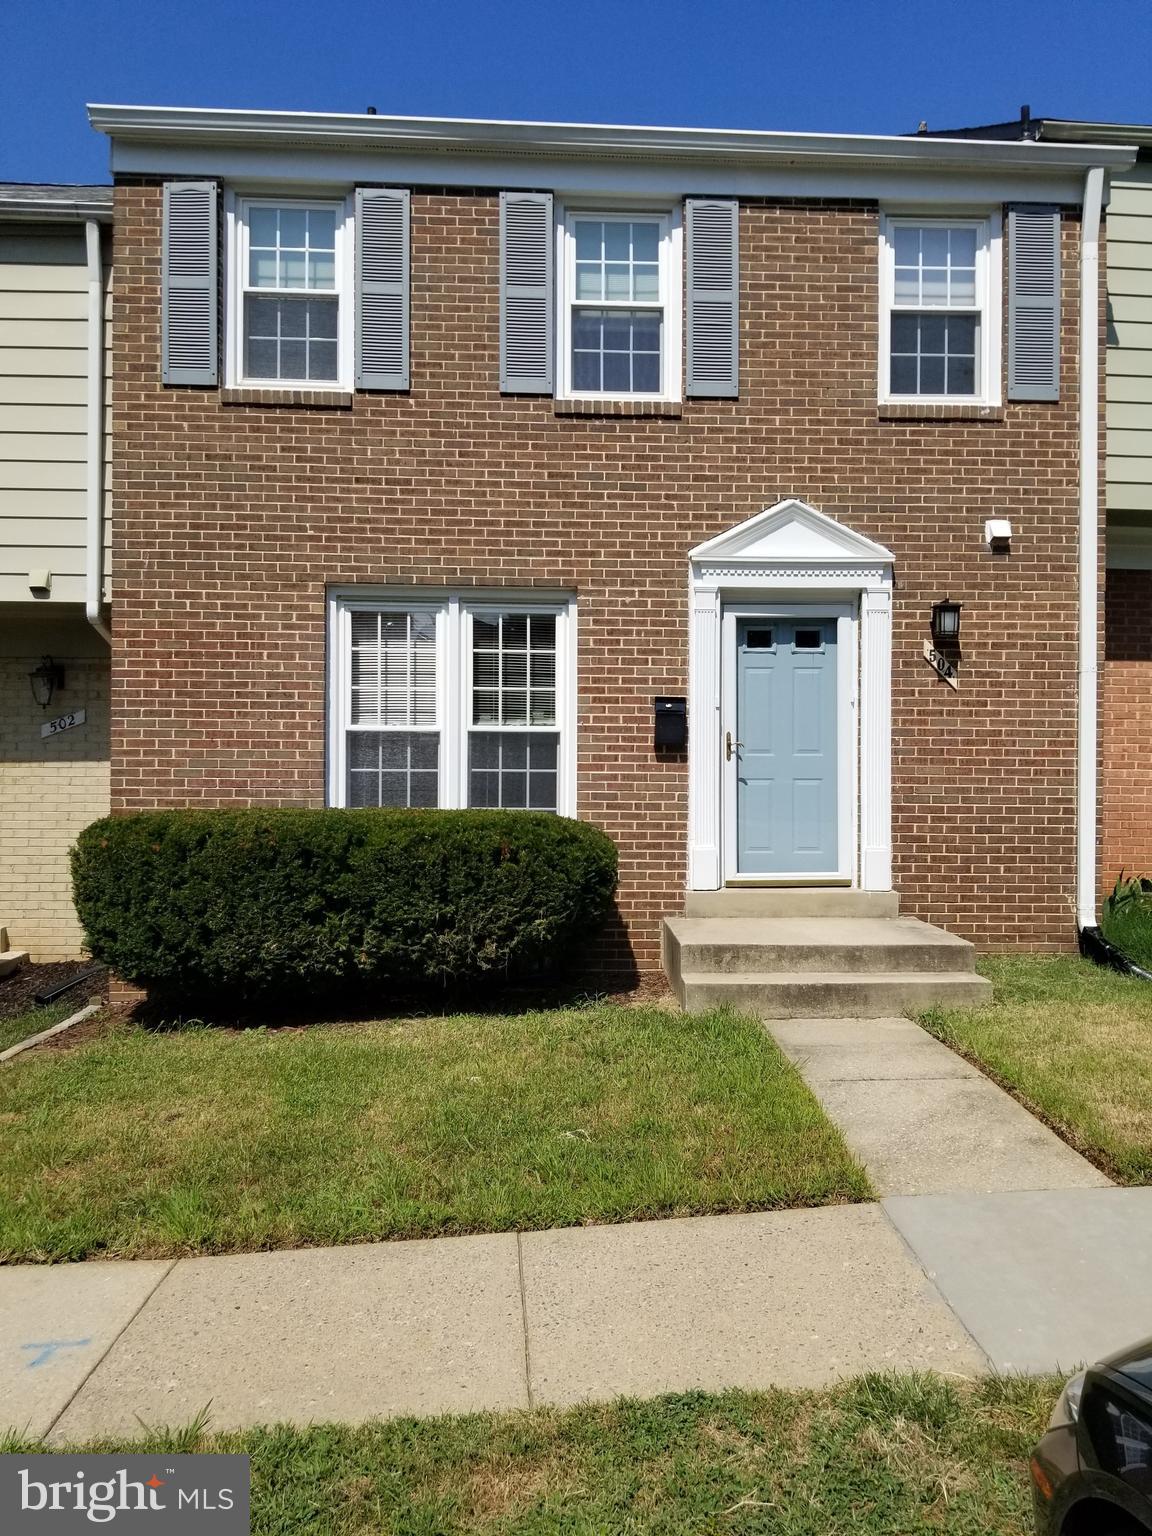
[
  {"x1": 1007, "y1": 204, "x2": 1060, "y2": 402},
  {"x1": 499, "y1": 191, "x2": 553, "y2": 393},
  {"x1": 686, "y1": 198, "x2": 739, "y2": 398},
  {"x1": 356, "y1": 187, "x2": 410, "y2": 390},
  {"x1": 161, "y1": 181, "x2": 218, "y2": 386}
]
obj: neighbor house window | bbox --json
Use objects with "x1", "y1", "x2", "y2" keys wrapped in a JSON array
[
  {"x1": 330, "y1": 593, "x2": 576, "y2": 815},
  {"x1": 231, "y1": 197, "x2": 352, "y2": 388},
  {"x1": 879, "y1": 214, "x2": 1000, "y2": 405},
  {"x1": 558, "y1": 210, "x2": 681, "y2": 401}
]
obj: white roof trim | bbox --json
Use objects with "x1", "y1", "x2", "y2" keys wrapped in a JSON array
[
  {"x1": 86, "y1": 104, "x2": 1139, "y2": 175},
  {"x1": 690, "y1": 499, "x2": 895, "y2": 566}
]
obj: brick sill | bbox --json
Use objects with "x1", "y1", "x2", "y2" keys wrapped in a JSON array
[
  {"x1": 878, "y1": 402, "x2": 1005, "y2": 422},
  {"x1": 554, "y1": 398, "x2": 682, "y2": 419},
  {"x1": 221, "y1": 388, "x2": 354, "y2": 410}
]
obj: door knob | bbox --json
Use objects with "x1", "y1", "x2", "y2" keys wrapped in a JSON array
[{"x1": 726, "y1": 731, "x2": 744, "y2": 761}]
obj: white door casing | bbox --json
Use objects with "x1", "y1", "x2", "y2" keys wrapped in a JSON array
[{"x1": 687, "y1": 499, "x2": 894, "y2": 891}]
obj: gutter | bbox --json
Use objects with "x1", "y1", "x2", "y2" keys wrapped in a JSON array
[
  {"x1": 84, "y1": 219, "x2": 110, "y2": 645},
  {"x1": 86, "y1": 103, "x2": 1140, "y2": 174},
  {"x1": 1077, "y1": 167, "x2": 1105, "y2": 932}
]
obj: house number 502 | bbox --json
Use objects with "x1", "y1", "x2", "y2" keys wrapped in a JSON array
[{"x1": 40, "y1": 708, "x2": 86, "y2": 739}]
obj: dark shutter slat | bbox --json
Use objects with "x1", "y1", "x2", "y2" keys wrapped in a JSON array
[
  {"x1": 686, "y1": 198, "x2": 739, "y2": 398},
  {"x1": 500, "y1": 191, "x2": 553, "y2": 394},
  {"x1": 162, "y1": 181, "x2": 218, "y2": 386},
  {"x1": 356, "y1": 187, "x2": 410, "y2": 390},
  {"x1": 1008, "y1": 204, "x2": 1060, "y2": 402}
]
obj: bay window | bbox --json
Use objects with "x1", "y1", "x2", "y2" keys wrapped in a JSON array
[
  {"x1": 879, "y1": 213, "x2": 1000, "y2": 405},
  {"x1": 330, "y1": 592, "x2": 576, "y2": 815}
]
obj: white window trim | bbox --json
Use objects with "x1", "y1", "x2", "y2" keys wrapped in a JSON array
[
  {"x1": 225, "y1": 191, "x2": 355, "y2": 392},
  {"x1": 556, "y1": 205, "x2": 682, "y2": 403},
  {"x1": 327, "y1": 588, "x2": 578, "y2": 817},
  {"x1": 878, "y1": 211, "x2": 1002, "y2": 407}
]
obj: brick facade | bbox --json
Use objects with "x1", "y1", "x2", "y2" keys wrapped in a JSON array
[
  {"x1": 1102, "y1": 567, "x2": 1152, "y2": 891},
  {"x1": 110, "y1": 181, "x2": 1096, "y2": 974}
]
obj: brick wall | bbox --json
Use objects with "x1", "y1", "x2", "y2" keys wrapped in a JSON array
[
  {"x1": 110, "y1": 182, "x2": 1095, "y2": 973},
  {"x1": 0, "y1": 615, "x2": 110, "y2": 959},
  {"x1": 1102, "y1": 566, "x2": 1152, "y2": 890}
]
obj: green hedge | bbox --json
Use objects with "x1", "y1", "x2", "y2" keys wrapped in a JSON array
[{"x1": 72, "y1": 809, "x2": 618, "y2": 1003}]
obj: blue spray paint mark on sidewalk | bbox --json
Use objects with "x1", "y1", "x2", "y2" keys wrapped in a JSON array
[{"x1": 21, "y1": 1338, "x2": 92, "y2": 1368}]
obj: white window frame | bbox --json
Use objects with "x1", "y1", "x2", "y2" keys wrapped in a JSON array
[
  {"x1": 878, "y1": 211, "x2": 1002, "y2": 407},
  {"x1": 225, "y1": 192, "x2": 355, "y2": 392},
  {"x1": 328, "y1": 589, "x2": 578, "y2": 817},
  {"x1": 556, "y1": 205, "x2": 682, "y2": 403}
]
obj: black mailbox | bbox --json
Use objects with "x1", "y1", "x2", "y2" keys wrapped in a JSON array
[{"x1": 654, "y1": 696, "x2": 687, "y2": 749}]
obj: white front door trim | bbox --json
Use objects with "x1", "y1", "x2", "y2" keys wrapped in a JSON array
[
  {"x1": 720, "y1": 602, "x2": 856, "y2": 885},
  {"x1": 688, "y1": 498, "x2": 895, "y2": 892}
]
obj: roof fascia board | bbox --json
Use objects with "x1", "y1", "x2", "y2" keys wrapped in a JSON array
[
  {"x1": 103, "y1": 141, "x2": 1096, "y2": 206},
  {"x1": 88, "y1": 103, "x2": 1139, "y2": 174},
  {"x1": 0, "y1": 198, "x2": 112, "y2": 223},
  {"x1": 1040, "y1": 120, "x2": 1152, "y2": 149}
]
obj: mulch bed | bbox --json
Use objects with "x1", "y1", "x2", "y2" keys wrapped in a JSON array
[{"x1": 0, "y1": 961, "x2": 108, "y2": 1022}]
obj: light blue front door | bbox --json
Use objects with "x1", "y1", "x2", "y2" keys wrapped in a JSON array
[{"x1": 735, "y1": 618, "x2": 839, "y2": 874}]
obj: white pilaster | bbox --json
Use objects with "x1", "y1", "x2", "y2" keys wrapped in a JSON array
[
  {"x1": 860, "y1": 584, "x2": 893, "y2": 891},
  {"x1": 688, "y1": 586, "x2": 722, "y2": 889}
]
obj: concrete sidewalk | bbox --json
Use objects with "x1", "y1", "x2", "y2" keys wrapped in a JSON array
[{"x1": 6, "y1": 1188, "x2": 1152, "y2": 1442}]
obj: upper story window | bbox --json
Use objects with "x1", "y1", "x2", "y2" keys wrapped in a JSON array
[
  {"x1": 879, "y1": 214, "x2": 1001, "y2": 406},
  {"x1": 229, "y1": 196, "x2": 353, "y2": 389},
  {"x1": 557, "y1": 210, "x2": 681, "y2": 402}
]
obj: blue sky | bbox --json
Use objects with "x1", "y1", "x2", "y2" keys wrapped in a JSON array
[{"x1": 4, "y1": 0, "x2": 1152, "y2": 185}]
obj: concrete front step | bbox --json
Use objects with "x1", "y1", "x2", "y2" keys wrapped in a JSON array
[
  {"x1": 684, "y1": 888, "x2": 900, "y2": 918},
  {"x1": 664, "y1": 916, "x2": 976, "y2": 977},
  {"x1": 676, "y1": 970, "x2": 993, "y2": 1018}
]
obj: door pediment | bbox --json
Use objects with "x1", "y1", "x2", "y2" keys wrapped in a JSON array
[{"x1": 689, "y1": 499, "x2": 894, "y2": 573}]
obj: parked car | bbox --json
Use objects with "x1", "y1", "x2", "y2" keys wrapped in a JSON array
[{"x1": 1032, "y1": 1338, "x2": 1152, "y2": 1533}]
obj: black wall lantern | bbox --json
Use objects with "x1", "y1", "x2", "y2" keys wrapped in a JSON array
[
  {"x1": 29, "y1": 656, "x2": 64, "y2": 709},
  {"x1": 930, "y1": 600, "x2": 962, "y2": 647}
]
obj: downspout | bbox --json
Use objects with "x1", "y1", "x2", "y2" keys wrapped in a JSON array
[
  {"x1": 1077, "y1": 167, "x2": 1105, "y2": 932},
  {"x1": 84, "y1": 218, "x2": 111, "y2": 644}
]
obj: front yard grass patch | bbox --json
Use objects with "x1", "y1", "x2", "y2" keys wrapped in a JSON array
[
  {"x1": 921, "y1": 955, "x2": 1152, "y2": 1183},
  {"x1": 3, "y1": 1373, "x2": 1057, "y2": 1535},
  {"x1": 0, "y1": 1004, "x2": 869, "y2": 1262},
  {"x1": 0, "y1": 1000, "x2": 79, "y2": 1055}
]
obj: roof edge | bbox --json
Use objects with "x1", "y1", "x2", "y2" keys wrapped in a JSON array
[{"x1": 85, "y1": 104, "x2": 1140, "y2": 173}]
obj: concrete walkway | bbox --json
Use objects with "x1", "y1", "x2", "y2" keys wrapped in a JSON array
[
  {"x1": 766, "y1": 1016, "x2": 1112, "y2": 1195},
  {"x1": 4, "y1": 1015, "x2": 1151, "y2": 1442}
]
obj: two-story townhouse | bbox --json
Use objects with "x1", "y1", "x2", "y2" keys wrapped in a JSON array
[
  {"x1": 88, "y1": 106, "x2": 1136, "y2": 991},
  {"x1": 929, "y1": 111, "x2": 1152, "y2": 903},
  {"x1": 0, "y1": 183, "x2": 112, "y2": 964}
]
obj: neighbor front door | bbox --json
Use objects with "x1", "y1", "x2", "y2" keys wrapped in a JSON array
[{"x1": 731, "y1": 616, "x2": 839, "y2": 876}]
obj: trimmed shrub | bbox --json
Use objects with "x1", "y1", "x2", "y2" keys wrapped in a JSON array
[{"x1": 72, "y1": 809, "x2": 618, "y2": 1003}]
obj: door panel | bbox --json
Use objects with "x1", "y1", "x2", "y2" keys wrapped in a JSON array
[{"x1": 735, "y1": 617, "x2": 838, "y2": 874}]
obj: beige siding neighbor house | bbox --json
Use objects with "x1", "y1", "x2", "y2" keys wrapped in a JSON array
[{"x1": 0, "y1": 184, "x2": 113, "y2": 961}]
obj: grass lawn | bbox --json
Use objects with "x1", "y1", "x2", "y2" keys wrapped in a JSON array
[
  {"x1": 921, "y1": 955, "x2": 1152, "y2": 1183},
  {"x1": 0, "y1": 1000, "x2": 78, "y2": 1055},
  {"x1": 2, "y1": 1374, "x2": 1056, "y2": 1535},
  {"x1": 0, "y1": 1004, "x2": 869, "y2": 1263}
]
